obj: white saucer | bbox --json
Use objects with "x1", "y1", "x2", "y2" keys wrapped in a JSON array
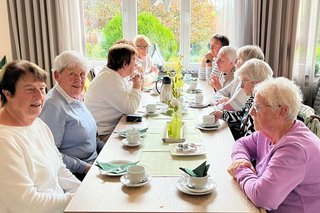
[
  {"x1": 120, "y1": 175, "x2": 151, "y2": 187},
  {"x1": 176, "y1": 177, "x2": 217, "y2": 195},
  {"x1": 144, "y1": 111, "x2": 159, "y2": 116},
  {"x1": 189, "y1": 102, "x2": 209, "y2": 108},
  {"x1": 99, "y1": 160, "x2": 131, "y2": 176},
  {"x1": 118, "y1": 132, "x2": 147, "y2": 138},
  {"x1": 195, "y1": 123, "x2": 220, "y2": 131},
  {"x1": 121, "y1": 138, "x2": 143, "y2": 147}
]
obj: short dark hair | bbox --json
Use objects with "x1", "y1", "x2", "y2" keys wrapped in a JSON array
[
  {"x1": 0, "y1": 60, "x2": 47, "y2": 106},
  {"x1": 107, "y1": 43, "x2": 137, "y2": 71},
  {"x1": 212, "y1": 34, "x2": 230, "y2": 46}
]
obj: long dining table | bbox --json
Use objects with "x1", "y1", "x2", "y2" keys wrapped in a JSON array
[{"x1": 65, "y1": 80, "x2": 262, "y2": 213}]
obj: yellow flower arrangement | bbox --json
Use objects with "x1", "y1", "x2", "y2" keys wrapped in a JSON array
[{"x1": 166, "y1": 56, "x2": 184, "y2": 139}]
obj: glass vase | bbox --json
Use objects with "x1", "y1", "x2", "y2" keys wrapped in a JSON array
[{"x1": 167, "y1": 110, "x2": 183, "y2": 139}]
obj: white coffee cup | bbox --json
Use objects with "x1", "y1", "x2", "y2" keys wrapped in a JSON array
[
  {"x1": 202, "y1": 115, "x2": 216, "y2": 126},
  {"x1": 187, "y1": 175, "x2": 208, "y2": 189},
  {"x1": 188, "y1": 80, "x2": 197, "y2": 91},
  {"x1": 127, "y1": 165, "x2": 146, "y2": 184},
  {"x1": 146, "y1": 104, "x2": 157, "y2": 114},
  {"x1": 195, "y1": 93, "x2": 204, "y2": 105},
  {"x1": 184, "y1": 73, "x2": 192, "y2": 81},
  {"x1": 126, "y1": 129, "x2": 140, "y2": 144}
]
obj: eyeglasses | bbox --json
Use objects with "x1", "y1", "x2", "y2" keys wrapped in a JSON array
[
  {"x1": 136, "y1": 45, "x2": 149, "y2": 49},
  {"x1": 251, "y1": 103, "x2": 279, "y2": 113},
  {"x1": 240, "y1": 79, "x2": 253, "y2": 85}
]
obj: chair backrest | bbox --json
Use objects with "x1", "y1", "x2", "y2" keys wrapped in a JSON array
[
  {"x1": 305, "y1": 115, "x2": 320, "y2": 138},
  {"x1": 87, "y1": 68, "x2": 96, "y2": 81},
  {"x1": 298, "y1": 104, "x2": 315, "y2": 122}
]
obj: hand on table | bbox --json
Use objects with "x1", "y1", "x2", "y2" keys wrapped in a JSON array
[
  {"x1": 209, "y1": 110, "x2": 223, "y2": 120},
  {"x1": 214, "y1": 97, "x2": 230, "y2": 105},
  {"x1": 85, "y1": 163, "x2": 92, "y2": 174},
  {"x1": 227, "y1": 159, "x2": 256, "y2": 178}
]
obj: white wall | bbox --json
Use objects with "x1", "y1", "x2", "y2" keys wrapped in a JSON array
[{"x1": 0, "y1": 0, "x2": 12, "y2": 61}]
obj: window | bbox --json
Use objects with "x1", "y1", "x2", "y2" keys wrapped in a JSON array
[
  {"x1": 137, "y1": 0, "x2": 180, "y2": 64},
  {"x1": 83, "y1": 0, "x2": 219, "y2": 70},
  {"x1": 190, "y1": 0, "x2": 217, "y2": 64}
]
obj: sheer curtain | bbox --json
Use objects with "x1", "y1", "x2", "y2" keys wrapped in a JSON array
[
  {"x1": 7, "y1": 0, "x2": 86, "y2": 88},
  {"x1": 252, "y1": 0, "x2": 300, "y2": 78},
  {"x1": 215, "y1": 0, "x2": 300, "y2": 78},
  {"x1": 292, "y1": 0, "x2": 320, "y2": 105}
]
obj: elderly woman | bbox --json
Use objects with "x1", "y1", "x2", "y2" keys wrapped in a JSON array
[
  {"x1": 85, "y1": 43, "x2": 143, "y2": 142},
  {"x1": 210, "y1": 59, "x2": 273, "y2": 139},
  {"x1": 199, "y1": 33, "x2": 230, "y2": 81},
  {"x1": 39, "y1": 51, "x2": 103, "y2": 180},
  {"x1": 228, "y1": 77, "x2": 320, "y2": 212},
  {"x1": 0, "y1": 60, "x2": 80, "y2": 213},
  {"x1": 210, "y1": 46, "x2": 237, "y2": 91},
  {"x1": 212, "y1": 45, "x2": 265, "y2": 111},
  {"x1": 133, "y1": 34, "x2": 159, "y2": 86}
]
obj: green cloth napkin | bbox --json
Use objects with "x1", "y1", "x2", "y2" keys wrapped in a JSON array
[
  {"x1": 179, "y1": 161, "x2": 210, "y2": 177},
  {"x1": 96, "y1": 161, "x2": 139, "y2": 174}
]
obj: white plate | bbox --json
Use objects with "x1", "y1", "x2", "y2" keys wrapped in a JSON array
[
  {"x1": 195, "y1": 123, "x2": 220, "y2": 131},
  {"x1": 169, "y1": 143, "x2": 206, "y2": 156},
  {"x1": 189, "y1": 102, "x2": 209, "y2": 108},
  {"x1": 99, "y1": 160, "x2": 131, "y2": 176},
  {"x1": 176, "y1": 177, "x2": 216, "y2": 195},
  {"x1": 120, "y1": 175, "x2": 151, "y2": 187},
  {"x1": 121, "y1": 138, "x2": 143, "y2": 147}
]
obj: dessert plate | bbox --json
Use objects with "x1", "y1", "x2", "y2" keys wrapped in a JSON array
[
  {"x1": 120, "y1": 175, "x2": 151, "y2": 187},
  {"x1": 169, "y1": 143, "x2": 206, "y2": 156}
]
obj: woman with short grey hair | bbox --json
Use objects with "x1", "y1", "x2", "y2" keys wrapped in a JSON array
[
  {"x1": 210, "y1": 59, "x2": 273, "y2": 139},
  {"x1": 40, "y1": 50, "x2": 103, "y2": 181},
  {"x1": 212, "y1": 45, "x2": 265, "y2": 111},
  {"x1": 228, "y1": 77, "x2": 320, "y2": 212}
]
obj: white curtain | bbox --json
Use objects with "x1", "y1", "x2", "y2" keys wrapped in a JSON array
[
  {"x1": 7, "y1": 0, "x2": 86, "y2": 88},
  {"x1": 292, "y1": 0, "x2": 320, "y2": 105},
  {"x1": 215, "y1": 0, "x2": 300, "y2": 78},
  {"x1": 214, "y1": 0, "x2": 237, "y2": 46}
]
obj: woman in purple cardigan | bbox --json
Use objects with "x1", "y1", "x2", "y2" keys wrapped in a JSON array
[{"x1": 228, "y1": 77, "x2": 320, "y2": 213}]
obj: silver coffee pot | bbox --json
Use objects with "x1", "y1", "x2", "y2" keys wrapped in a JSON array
[{"x1": 156, "y1": 76, "x2": 172, "y2": 103}]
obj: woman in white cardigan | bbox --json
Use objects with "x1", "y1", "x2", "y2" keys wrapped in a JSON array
[{"x1": 0, "y1": 60, "x2": 80, "y2": 213}]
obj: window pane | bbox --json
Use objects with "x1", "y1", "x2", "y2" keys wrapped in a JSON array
[
  {"x1": 83, "y1": 0, "x2": 122, "y2": 62},
  {"x1": 137, "y1": 0, "x2": 180, "y2": 63},
  {"x1": 190, "y1": 0, "x2": 217, "y2": 63}
]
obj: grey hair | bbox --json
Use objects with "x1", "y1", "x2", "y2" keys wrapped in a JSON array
[
  {"x1": 235, "y1": 59, "x2": 273, "y2": 81},
  {"x1": 133, "y1": 34, "x2": 151, "y2": 46},
  {"x1": 237, "y1": 45, "x2": 264, "y2": 62},
  {"x1": 53, "y1": 51, "x2": 88, "y2": 74},
  {"x1": 253, "y1": 77, "x2": 303, "y2": 120},
  {"x1": 217, "y1": 46, "x2": 237, "y2": 63}
]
